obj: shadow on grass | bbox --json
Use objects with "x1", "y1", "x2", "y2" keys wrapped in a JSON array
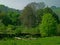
[{"x1": 56, "y1": 42, "x2": 60, "y2": 44}]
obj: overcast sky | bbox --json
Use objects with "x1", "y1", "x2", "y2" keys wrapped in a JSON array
[{"x1": 0, "y1": 0, "x2": 60, "y2": 10}]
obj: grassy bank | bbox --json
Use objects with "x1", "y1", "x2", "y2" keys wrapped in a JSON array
[{"x1": 0, "y1": 36, "x2": 60, "y2": 45}]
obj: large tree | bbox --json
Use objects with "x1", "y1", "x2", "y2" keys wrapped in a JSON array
[
  {"x1": 40, "y1": 13, "x2": 57, "y2": 37},
  {"x1": 20, "y1": 5, "x2": 37, "y2": 27}
]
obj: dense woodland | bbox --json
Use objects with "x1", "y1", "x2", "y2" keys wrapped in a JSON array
[{"x1": 0, "y1": 2, "x2": 60, "y2": 38}]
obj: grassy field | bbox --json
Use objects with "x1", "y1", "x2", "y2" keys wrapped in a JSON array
[{"x1": 0, "y1": 36, "x2": 60, "y2": 45}]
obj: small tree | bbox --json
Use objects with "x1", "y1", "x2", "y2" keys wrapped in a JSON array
[{"x1": 39, "y1": 13, "x2": 57, "y2": 37}]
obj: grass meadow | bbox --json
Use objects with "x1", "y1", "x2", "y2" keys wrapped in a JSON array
[{"x1": 0, "y1": 36, "x2": 60, "y2": 45}]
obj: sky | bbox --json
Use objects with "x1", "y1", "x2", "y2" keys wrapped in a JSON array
[{"x1": 0, "y1": 0, "x2": 60, "y2": 10}]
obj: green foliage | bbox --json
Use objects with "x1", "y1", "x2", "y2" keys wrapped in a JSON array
[
  {"x1": 39, "y1": 13, "x2": 57, "y2": 37},
  {"x1": 6, "y1": 25, "x2": 15, "y2": 30},
  {"x1": 57, "y1": 24, "x2": 60, "y2": 35},
  {"x1": 36, "y1": 9, "x2": 44, "y2": 23},
  {"x1": 0, "y1": 5, "x2": 21, "y2": 26},
  {"x1": 2, "y1": 11, "x2": 20, "y2": 26},
  {"x1": 21, "y1": 27, "x2": 40, "y2": 34},
  {"x1": 15, "y1": 26, "x2": 22, "y2": 36},
  {"x1": 43, "y1": 7, "x2": 59, "y2": 23},
  {"x1": 8, "y1": 11, "x2": 20, "y2": 25},
  {"x1": 0, "y1": 22, "x2": 6, "y2": 34},
  {"x1": 2, "y1": 14, "x2": 12, "y2": 26}
]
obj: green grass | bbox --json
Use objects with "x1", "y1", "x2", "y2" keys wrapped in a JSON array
[{"x1": 0, "y1": 36, "x2": 60, "y2": 45}]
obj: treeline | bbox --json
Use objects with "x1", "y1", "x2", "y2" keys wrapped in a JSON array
[{"x1": 0, "y1": 2, "x2": 60, "y2": 38}]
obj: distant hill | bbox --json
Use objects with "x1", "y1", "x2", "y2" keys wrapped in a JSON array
[{"x1": 0, "y1": 4, "x2": 21, "y2": 13}]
